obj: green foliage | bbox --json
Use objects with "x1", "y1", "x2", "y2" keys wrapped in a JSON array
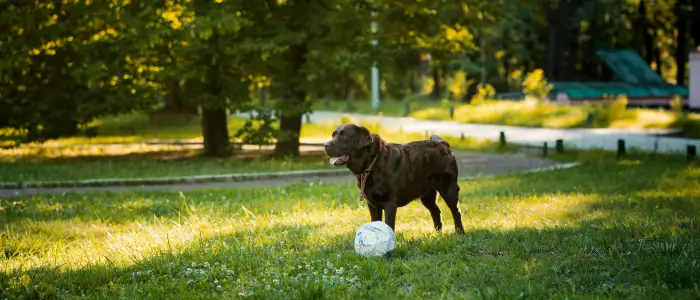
[
  {"x1": 446, "y1": 70, "x2": 471, "y2": 102},
  {"x1": 471, "y1": 83, "x2": 496, "y2": 104},
  {"x1": 0, "y1": 1, "x2": 162, "y2": 145},
  {"x1": 670, "y1": 95, "x2": 683, "y2": 114},
  {"x1": 521, "y1": 69, "x2": 553, "y2": 101},
  {"x1": 233, "y1": 110, "x2": 277, "y2": 148},
  {"x1": 609, "y1": 95, "x2": 629, "y2": 120},
  {"x1": 2, "y1": 0, "x2": 692, "y2": 155}
]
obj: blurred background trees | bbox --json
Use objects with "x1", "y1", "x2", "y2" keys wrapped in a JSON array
[{"x1": 1, "y1": 0, "x2": 697, "y2": 156}]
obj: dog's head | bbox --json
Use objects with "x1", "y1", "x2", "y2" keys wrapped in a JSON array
[{"x1": 323, "y1": 124, "x2": 374, "y2": 167}]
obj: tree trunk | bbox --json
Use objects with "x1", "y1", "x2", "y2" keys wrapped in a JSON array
[
  {"x1": 275, "y1": 112, "x2": 302, "y2": 157},
  {"x1": 162, "y1": 81, "x2": 197, "y2": 114},
  {"x1": 430, "y1": 64, "x2": 441, "y2": 99},
  {"x1": 654, "y1": 45, "x2": 663, "y2": 76},
  {"x1": 692, "y1": 0, "x2": 700, "y2": 47},
  {"x1": 409, "y1": 69, "x2": 418, "y2": 95},
  {"x1": 639, "y1": 0, "x2": 654, "y2": 65},
  {"x1": 546, "y1": 3, "x2": 557, "y2": 80},
  {"x1": 675, "y1": 0, "x2": 689, "y2": 86},
  {"x1": 274, "y1": 43, "x2": 308, "y2": 157},
  {"x1": 555, "y1": 0, "x2": 573, "y2": 81},
  {"x1": 341, "y1": 69, "x2": 349, "y2": 100},
  {"x1": 201, "y1": 108, "x2": 230, "y2": 157},
  {"x1": 200, "y1": 30, "x2": 230, "y2": 157}
]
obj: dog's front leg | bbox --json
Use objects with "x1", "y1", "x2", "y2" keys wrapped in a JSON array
[
  {"x1": 383, "y1": 198, "x2": 398, "y2": 232},
  {"x1": 368, "y1": 205, "x2": 382, "y2": 222}
]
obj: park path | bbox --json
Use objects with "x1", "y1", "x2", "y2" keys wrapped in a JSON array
[
  {"x1": 255, "y1": 110, "x2": 699, "y2": 155},
  {"x1": 0, "y1": 151, "x2": 564, "y2": 196}
]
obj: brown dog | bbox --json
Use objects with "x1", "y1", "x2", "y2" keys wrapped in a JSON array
[{"x1": 323, "y1": 123, "x2": 465, "y2": 234}]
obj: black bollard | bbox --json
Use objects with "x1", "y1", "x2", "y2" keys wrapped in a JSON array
[
  {"x1": 555, "y1": 139, "x2": 564, "y2": 153},
  {"x1": 460, "y1": 132, "x2": 466, "y2": 141},
  {"x1": 404, "y1": 101, "x2": 411, "y2": 117},
  {"x1": 543, "y1": 142, "x2": 548, "y2": 157},
  {"x1": 687, "y1": 145, "x2": 697, "y2": 161},
  {"x1": 499, "y1": 131, "x2": 506, "y2": 147},
  {"x1": 449, "y1": 105, "x2": 455, "y2": 119},
  {"x1": 617, "y1": 139, "x2": 626, "y2": 159}
]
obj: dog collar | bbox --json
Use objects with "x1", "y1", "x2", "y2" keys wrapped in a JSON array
[{"x1": 357, "y1": 138, "x2": 386, "y2": 202}]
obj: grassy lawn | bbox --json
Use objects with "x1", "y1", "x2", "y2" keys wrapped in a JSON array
[
  {"x1": 0, "y1": 112, "x2": 508, "y2": 182},
  {"x1": 1, "y1": 152, "x2": 698, "y2": 299},
  {"x1": 0, "y1": 151, "x2": 332, "y2": 183},
  {"x1": 311, "y1": 98, "x2": 442, "y2": 117}
]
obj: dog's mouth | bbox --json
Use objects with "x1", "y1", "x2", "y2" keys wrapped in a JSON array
[{"x1": 329, "y1": 155, "x2": 350, "y2": 166}]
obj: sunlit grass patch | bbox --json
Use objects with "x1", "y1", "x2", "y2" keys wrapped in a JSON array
[
  {"x1": 347, "y1": 98, "x2": 698, "y2": 135},
  {"x1": 411, "y1": 100, "x2": 598, "y2": 128},
  {"x1": 1, "y1": 156, "x2": 699, "y2": 299}
]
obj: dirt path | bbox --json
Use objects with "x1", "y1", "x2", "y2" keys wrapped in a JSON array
[{"x1": 0, "y1": 151, "x2": 560, "y2": 197}]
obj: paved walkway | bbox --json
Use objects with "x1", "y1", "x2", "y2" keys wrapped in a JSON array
[
  {"x1": 247, "y1": 111, "x2": 698, "y2": 155},
  {"x1": 0, "y1": 151, "x2": 563, "y2": 196}
]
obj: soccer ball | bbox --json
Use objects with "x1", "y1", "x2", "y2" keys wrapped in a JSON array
[{"x1": 354, "y1": 221, "x2": 396, "y2": 257}]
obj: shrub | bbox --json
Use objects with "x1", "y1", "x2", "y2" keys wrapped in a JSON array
[
  {"x1": 471, "y1": 83, "x2": 496, "y2": 104},
  {"x1": 670, "y1": 95, "x2": 683, "y2": 115},
  {"x1": 233, "y1": 110, "x2": 277, "y2": 148},
  {"x1": 521, "y1": 69, "x2": 553, "y2": 102},
  {"x1": 446, "y1": 70, "x2": 472, "y2": 102}
]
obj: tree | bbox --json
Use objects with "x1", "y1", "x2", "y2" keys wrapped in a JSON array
[
  {"x1": 674, "y1": 0, "x2": 691, "y2": 86},
  {"x1": 130, "y1": 0, "x2": 263, "y2": 157},
  {"x1": 240, "y1": 0, "x2": 375, "y2": 157},
  {"x1": 0, "y1": 1, "x2": 161, "y2": 146}
]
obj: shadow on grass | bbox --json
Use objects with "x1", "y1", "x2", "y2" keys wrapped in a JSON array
[{"x1": 0, "y1": 150, "x2": 330, "y2": 182}]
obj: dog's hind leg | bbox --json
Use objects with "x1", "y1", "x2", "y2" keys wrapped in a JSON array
[
  {"x1": 420, "y1": 187, "x2": 443, "y2": 231},
  {"x1": 436, "y1": 173, "x2": 465, "y2": 234}
]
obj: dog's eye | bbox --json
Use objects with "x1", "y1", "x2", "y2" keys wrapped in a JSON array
[{"x1": 338, "y1": 131, "x2": 345, "y2": 137}]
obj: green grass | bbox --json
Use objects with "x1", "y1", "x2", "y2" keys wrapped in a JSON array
[
  {"x1": 0, "y1": 151, "x2": 332, "y2": 182},
  {"x1": 1, "y1": 153, "x2": 699, "y2": 299},
  {"x1": 311, "y1": 98, "x2": 443, "y2": 117},
  {"x1": 0, "y1": 112, "x2": 509, "y2": 182}
]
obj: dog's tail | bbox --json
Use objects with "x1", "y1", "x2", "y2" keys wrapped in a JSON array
[{"x1": 430, "y1": 134, "x2": 451, "y2": 148}]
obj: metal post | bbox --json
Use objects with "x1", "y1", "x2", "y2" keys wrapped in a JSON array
[{"x1": 370, "y1": 10, "x2": 380, "y2": 113}]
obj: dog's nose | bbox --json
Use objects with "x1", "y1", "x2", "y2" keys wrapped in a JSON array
[{"x1": 323, "y1": 141, "x2": 331, "y2": 149}]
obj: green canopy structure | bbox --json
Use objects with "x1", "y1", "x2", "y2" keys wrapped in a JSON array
[
  {"x1": 549, "y1": 49, "x2": 689, "y2": 100},
  {"x1": 495, "y1": 49, "x2": 688, "y2": 103}
]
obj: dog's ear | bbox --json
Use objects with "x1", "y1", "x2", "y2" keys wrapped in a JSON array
[{"x1": 356, "y1": 126, "x2": 373, "y2": 148}]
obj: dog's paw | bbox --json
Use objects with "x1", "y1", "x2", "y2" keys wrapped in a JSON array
[{"x1": 383, "y1": 250, "x2": 395, "y2": 260}]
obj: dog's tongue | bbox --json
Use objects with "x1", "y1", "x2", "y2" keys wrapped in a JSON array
[
  {"x1": 329, "y1": 155, "x2": 348, "y2": 165},
  {"x1": 329, "y1": 157, "x2": 342, "y2": 165}
]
